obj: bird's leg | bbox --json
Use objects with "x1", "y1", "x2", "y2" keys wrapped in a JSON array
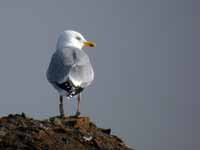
[
  {"x1": 59, "y1": 95, "x2": 64, "y2": 117},
  {"x1": 75, "y1": 94, "x2": 81, "y2": 116}
]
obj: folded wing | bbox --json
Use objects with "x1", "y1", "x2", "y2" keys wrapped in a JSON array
[{"x1": 47, "y1": 48, "x2": 94, "y2": 90}]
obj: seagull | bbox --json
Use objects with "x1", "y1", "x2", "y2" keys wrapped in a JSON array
[{"x1": 46, "y1": 30, "x2": 95, "y2": 117}]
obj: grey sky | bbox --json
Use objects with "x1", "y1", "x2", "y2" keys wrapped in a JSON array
[{"x1": 0, "y1": 1, "x2": 198, "y2": 150}]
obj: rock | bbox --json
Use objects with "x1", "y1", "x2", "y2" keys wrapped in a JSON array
[
  {"x1": 82, "y1": 135, "x2": 93, "y2": 141},
  {"x1": 100, "y1": 128, "x2": 111, "y2": 135},
  {"x1": 0, "y1": 113, "x2": 134, "y2": 150}
]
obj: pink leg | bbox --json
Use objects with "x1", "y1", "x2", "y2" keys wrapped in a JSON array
[
  {"x1": 59, "y1": 95, "x2": 64, "y2": 117},
  {"x1": 75, "y1": 94, "x2": 81, "y2": 116}
]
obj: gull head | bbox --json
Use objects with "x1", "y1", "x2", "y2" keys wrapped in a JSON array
[{"x1": 56, "y1": 30, "x2": 95, "y2": 50}]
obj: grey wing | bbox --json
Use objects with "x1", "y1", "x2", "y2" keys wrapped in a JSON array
[
  {"x1": 69, "y1": 62, "x2": 94, "y2": 88},
  {"x1": 46, "y1": 51, "x2": 74, "y2": 84},
  {"x1": 67, "y1": 48, "x2": 94, "y2": 88},
  {"x1": 47, "y1": 48, "x2": 94, "y2": 88}
]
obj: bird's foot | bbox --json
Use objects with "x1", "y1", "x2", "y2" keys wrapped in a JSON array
[
  {"x1": 75, "y1": 111, "x2": 81, "y2": 117},
  {"x1": 59, "y1": 113, "x2": 68, "y2": 118},
  {"x1": 60, "y1": 114, "x2": 64, "y2": 118}
]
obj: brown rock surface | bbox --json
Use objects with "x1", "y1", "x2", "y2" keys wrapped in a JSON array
[{"x1": 0, "y1": 113, "x2": 134, "y2": 150}]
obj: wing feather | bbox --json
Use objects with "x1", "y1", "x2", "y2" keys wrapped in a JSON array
[
  {"x1": 47, "y1": 48, "x2": 94, "y2": 88},
  {"x1": 46, "y1": 49, "x2": 74, "y2": 83}
]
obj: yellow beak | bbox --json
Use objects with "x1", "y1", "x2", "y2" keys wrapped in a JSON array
[{"x1": 83, "y1": 41, "x2": 96, "y2": 47}]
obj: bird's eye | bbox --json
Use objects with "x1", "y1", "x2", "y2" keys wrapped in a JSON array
[{"x1": 76, "y1": 36, "x2": 81, "y2": 41}]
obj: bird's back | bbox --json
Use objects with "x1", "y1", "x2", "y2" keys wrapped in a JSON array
[{"x1": 47, "y1": 48, "x2": 94, "y2": 88}]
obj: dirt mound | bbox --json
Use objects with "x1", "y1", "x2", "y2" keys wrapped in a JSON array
[{"x1": 0, "y1": 113, "x2": 133, "y2": 150}]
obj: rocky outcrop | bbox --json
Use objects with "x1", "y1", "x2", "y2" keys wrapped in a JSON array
[{"x1": 0, "y1": 113, "x2": 134, "y2": 150}]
